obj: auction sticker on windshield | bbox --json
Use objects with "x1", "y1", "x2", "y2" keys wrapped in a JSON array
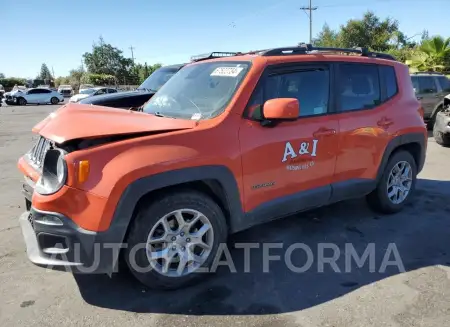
[{"x1": 210, "y1": 66, "x2": 244, "y2": 77}]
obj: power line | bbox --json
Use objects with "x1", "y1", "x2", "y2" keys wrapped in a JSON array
[{"x1": 300, "y1": 0, "x2": 318, "y2": 44}]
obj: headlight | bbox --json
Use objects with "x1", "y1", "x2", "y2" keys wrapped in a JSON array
[{"x1": 35, "y1": 149, "x2": 68, "y2": 195}]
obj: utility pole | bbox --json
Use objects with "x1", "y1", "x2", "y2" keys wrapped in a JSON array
[
  {"x1": 129, "y1": 46, "x2": 135, "y2": 63},
  {"x1": 300, "y1": 0, "x2": 318, "y2": 44}
]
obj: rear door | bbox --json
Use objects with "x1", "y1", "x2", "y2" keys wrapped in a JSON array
[
  {"x1": 332, "y1": 63, "x2": 396, "y2": 200},
  {"x1": 239, "y1": 63, "x2": 339, "y2": 217},
  {"x1": 38, "y1": 89, "x2": 52, "y2": 103},
  {"x1": 412, "y1": 76, "x2": 440, "y2": 118}
]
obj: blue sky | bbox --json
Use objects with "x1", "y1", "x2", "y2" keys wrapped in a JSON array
[{"x1": 1, "y1": 0, "x2": 448, "y2": 78}]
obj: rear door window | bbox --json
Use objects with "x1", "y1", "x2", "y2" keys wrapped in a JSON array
[{"x1": 338, "y1": 64, "x2": 381, "y2": 112}]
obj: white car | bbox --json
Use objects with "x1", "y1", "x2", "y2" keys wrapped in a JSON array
[
  {"x1": 6, "y1": 87, "x2": 64, "y2": 105},
  {"x1": 79, "y1": 84, "x2": 95, "y2": 93},
  {"x1": 58, "y1": 84, "x2": 74, "y2": 97},
  {"x1": 69, "y1": 87, "x2": 117, "y2": 103}
]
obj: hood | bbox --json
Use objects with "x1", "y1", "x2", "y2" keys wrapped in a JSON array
[
  {"x1": 79, "y1": 90, "x2": 154, "y2": 104},
  {"x1": 70, "y1": 94, "x2": 90, "y2": 102},
  {"x1": 32, "y1": 103, "x2": 196, "y2": 144}
]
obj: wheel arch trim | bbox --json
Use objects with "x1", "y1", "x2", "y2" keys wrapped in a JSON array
[{"x1": 376, "y1": 132, "x2": 426, "y2": 181}]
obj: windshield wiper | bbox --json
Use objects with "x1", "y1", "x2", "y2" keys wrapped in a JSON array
[{"x1": 152, "y1": 111, "x2": 177, "y2": 119}]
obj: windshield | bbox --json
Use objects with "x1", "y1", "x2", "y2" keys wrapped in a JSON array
[
  {"x1": 142, "y1": 61, "x2": 250, "y2": 120},
  {"x1": 79, "y1": 88, "x2": 96, "y2": 94},
  {"x1": 138, "y1": 67, "x2": 180, "y2": 92}
]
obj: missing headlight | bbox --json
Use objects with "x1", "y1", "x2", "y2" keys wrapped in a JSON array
[{"x1": 35, "y1": 149, "x2": 68, "y2": 195}]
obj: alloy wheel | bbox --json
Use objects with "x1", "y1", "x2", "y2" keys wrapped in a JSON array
[
  {"x1": 145, "y1": 209, "x2": 214, "y2": 277},
  {"x1": 387, "y1": 161, "x2": 413, "y2": 204}
]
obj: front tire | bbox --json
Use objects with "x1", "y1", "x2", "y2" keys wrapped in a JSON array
[
  {"x1": 367, "y1": 150, "x2": 417, "y2": 214},
  {"x1": 124, "y1": 190, "x2": 227, "y2": 290},
  {"x1": 17, "y1": 97, "x2": 27, "y2": 106},
  {"x1": 51, "y1": 97, "x2": 59, "y2": 105}
]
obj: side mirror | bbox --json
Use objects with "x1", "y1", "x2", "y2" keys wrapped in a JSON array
[{"x1": 263, "y1": 98, "x2": 299, "y2": 121}]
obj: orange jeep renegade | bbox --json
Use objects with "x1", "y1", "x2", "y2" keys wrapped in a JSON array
[{"x1": 18, "y1": 45, "x2": 427, "y2": 289}]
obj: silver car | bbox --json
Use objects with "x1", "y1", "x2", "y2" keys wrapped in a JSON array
[{"x1": 6, "y1": 88, "x2": 64, "y2": 106}]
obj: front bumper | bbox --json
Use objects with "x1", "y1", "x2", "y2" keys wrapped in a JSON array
[
  {"x1": 19, "y1": 208, "x2": 122, "y2": 274},
  {"x1": 20, "y1": 175, "x2": 121, "y2": 274},
  {"x1": 434, "y1": 112, "x2": 450, "y2": 135}
]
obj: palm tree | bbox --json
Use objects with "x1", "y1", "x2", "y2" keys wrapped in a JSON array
[{"x1": 406, "y1": 36, "x2": 450, "y2": 72}]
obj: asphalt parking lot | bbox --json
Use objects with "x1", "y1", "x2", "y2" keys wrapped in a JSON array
[{"x1": 1, "y1": 102, "x2": 449, "y2": 327}]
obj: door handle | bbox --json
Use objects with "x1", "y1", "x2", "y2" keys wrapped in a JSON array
[
  {"x1": 377, "y1": 118, "x2": 394, "y2": 128},
  {"x1": 313, "y1": 128, "x2": 336, "y2": 138}
]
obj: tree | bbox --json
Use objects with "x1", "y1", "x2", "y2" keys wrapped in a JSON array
[
  {"x1": 313, "y1": 24, "x2": 342, "y2": 47},
  {"x1": 68, "y1": 66, "x2": 85, "y2": 89},
  {"x1": 39, "y1": 63, "x2": 53, "y2": 80},
  {"x1": 0, "y1": 73, "x2": 4, "y2": 79},
  {"x1": 83, "y1": 37, "x2": 135, "y2": 84},
  {"x1": 338, "y1": 11, "x2": 399, "y2": 51},
  {"x1": 406, "y1": 36, "x2": 450, "y2": 72}
]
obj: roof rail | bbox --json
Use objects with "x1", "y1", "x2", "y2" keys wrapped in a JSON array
[
  {"x1": 260, "y1": 44, "x2": 397, "y2": 61},
  {"x1": 190, "y1": 52, "x2": 239, "y2": 62}
]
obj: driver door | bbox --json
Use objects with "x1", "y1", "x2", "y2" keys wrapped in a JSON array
[{"x1": 239, "y1": 63, "x2": 339, "y2": 218}]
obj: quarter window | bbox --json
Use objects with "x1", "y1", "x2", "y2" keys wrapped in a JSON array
[
  {"x1": 380, "y1": 65, "x2": 398, "y2": 99},
  {"x1": 338, "y1": 64, "x2": 381, "y2": 112}
]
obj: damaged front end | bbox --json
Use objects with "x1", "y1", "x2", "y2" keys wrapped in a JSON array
[{"x1": 433, "y1": 95, "x2": 450, "y2": 147}]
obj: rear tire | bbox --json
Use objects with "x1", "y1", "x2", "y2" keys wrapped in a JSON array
[
  {"x1": 17, "y1": 97, "x2": 27, "y2": 106},
  {"x1": 367, "y1": 150, "x2": 417, "y2": 214},
  {"x1": 51, "y1": 97, "x2": 59, "y2": 105},
  {"x1": 124, "y1": 190, "x2": 227, "y2": 290}
]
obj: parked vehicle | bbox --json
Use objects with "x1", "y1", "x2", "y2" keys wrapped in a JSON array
[
  {"x1": 6, "y1": 87, "x2": 64, "y2": 105},
  {"x1": 0, "y1": 84, "x2": 4, "y2": 105},
  {"x1": 69, "y1": 87, "x2": 117, "y2": 103},
  {"x1": 433, "y1": 95, "x2": 450, "y2": 147},
  {"x1": 58, "y1": 84, "x2": 74, "y2": 97},
  {"x1": 410, "y1": 72, "x2": 450, "y2": 128},
  {"x1": 79, "y1": 84, "x2": 95, "y2": 94},
  {"x1": 78, "y1": 64, "x2": 185, "y2": 108},
  {"x1": 17, "y1": 46, "x2": 426, "y2": 290},
  {"x1": 4, "y1": 86, "x2": 28, "y2": 103}
]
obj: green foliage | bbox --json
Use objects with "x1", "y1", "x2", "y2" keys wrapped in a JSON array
[
  {"x1": 83, "y1": 37, "x2": 135, "y2": 83},
  {"x1": 0, "y1": 73, "x2": 5, "y2": 79},
  {"x1": 339, "y1": 11, "x2": 399, "y2": 51},
  {"x1": 80, "y1": 73, "x2": 117, "y2": 86},
  {"x1": 39, "y1": 63, "x2": 53, "y2": 80},
  {"x1": 405, "y1": 36, "x2": 450, "y2": 72},
  {"x1": 312, "y1": 11, "x2": 449, "y2": 73},
  {"x1": 134, "y1": 62, "x2": 162, "y2": 84},
  {"x1": 0, "y1": 77, "x2": 27, "y2": 88},
  {"x1": 313, "y1": 24, "x2": 342, "y2": 47}
]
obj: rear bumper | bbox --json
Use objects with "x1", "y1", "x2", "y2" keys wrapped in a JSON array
[{"x1": 19, "y1": 208, "x2": 123, "y2": 274}]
